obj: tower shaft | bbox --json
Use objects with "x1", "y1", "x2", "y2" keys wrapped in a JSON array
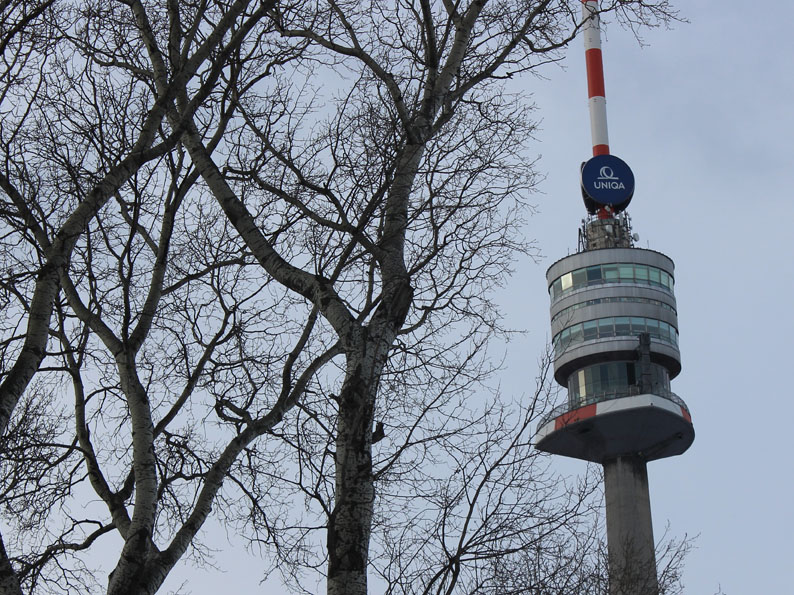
[{"x1": 604, "y1": 456, "x2": 659, "y2": 595}]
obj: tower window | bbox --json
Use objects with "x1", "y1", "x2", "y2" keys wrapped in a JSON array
[
  {"x1": 553, "y1": 316, "x2": 678, "y2": 355},
  {"x1": 567, "y1": 362, "x2": 672, "y2": 407},
  {"x1": 549, "y1": 262, "x2": 674, "y2": 299}
]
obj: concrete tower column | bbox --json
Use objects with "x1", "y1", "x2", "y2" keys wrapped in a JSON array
[{"x1": 603, "y1": 456, "x2": 658, "y2": 595}]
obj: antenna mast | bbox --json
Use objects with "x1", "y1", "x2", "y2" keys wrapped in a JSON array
[
  {"x1": 578, "y1": 0, "x2": 634, "y2": 218},
  {"x1": 583, "y1": 0, "x2": 609, "y2": 156}
]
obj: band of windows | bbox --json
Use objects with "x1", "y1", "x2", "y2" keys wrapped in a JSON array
[
  {"x1": 549, "y1": 263, "x2": 674, "y2": 300},
  {"x1": 568, "y1": 361, "x2": 671, "y2": 407},
  {"x1": 553, "y1": 316, "x2": 679, "y2": 355},
  {"x1": 551, "y1": 296, "x2": 676, "y2": 324}
]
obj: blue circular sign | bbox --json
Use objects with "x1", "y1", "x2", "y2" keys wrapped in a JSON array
[{"x1": 580, "y1": 154, "x2": 635, "y2": 209}]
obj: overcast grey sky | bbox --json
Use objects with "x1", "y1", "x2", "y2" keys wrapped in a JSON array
[{"x1": 158, "y1": 1, "x2": 793, "y2": 592}]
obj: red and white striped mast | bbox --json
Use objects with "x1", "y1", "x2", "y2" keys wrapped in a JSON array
[
  {"x1": 578, "y1": 0, "x2": 635, "y2": 217},
  {"x1": 582, "y1": 0, "x2": 609, "y2": 157}
]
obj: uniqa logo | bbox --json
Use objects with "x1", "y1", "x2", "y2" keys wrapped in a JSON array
[{"x1": 595, "y1": 166, "x2": 625, "y2": 190}]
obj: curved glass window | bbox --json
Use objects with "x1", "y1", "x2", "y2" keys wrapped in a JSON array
[
  {"x1": 553, "y1": 316, "x2": 678, "y2": 355},
  {"x1": 551, "y1": 296, "x2": 676, "y2": 324},
  {"x1": 567, "y1": 362, "x2": 671, "y2": 407},
  {"x1": 549, "y1": 263, "x2": 673, "y2": 300}
]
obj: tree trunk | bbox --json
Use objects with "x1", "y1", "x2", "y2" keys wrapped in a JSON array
[
  {"x1": 0, "y1": 534, "x2": 22, "y2": 595},
  {"x1": 327, "y1": 342, "x2": 379, "y2": 595},
  {"x1": 327, "y1": 278, "x2": 411, "y2": 595},
  {"x1": 106, "y1": 361, "x2": 159, "y2": 595}
]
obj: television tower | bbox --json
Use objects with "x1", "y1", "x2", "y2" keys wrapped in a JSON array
[{"x1": 534, "y1": 2, "x2": 695, "y2": 594}]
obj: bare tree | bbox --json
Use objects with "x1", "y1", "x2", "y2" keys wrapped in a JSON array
[
  {"x1": 175, "y1": 1, "x2": 678, "y2": 593},
  {"x1": 0, "y1": 1, "x2": 301, "y2": 592},
  {"x1": 0, "y1": 1, "x2": 683, "y2": 594}
]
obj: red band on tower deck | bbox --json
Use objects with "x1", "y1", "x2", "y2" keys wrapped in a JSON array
[
  {"x1": 592, "y1": 144, "x2": 609, "y2": 156},
  {"x1": 554, "y1": 404, "x2": 597, "y2": 430}
]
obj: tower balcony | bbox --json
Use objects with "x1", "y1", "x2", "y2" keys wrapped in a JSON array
[{"x1": 535, "y1": 388, "x2": 694, "y2": 463}]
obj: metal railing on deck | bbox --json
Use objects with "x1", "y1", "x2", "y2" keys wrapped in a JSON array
[{"x1": 536, "y1": 387, "x2": 689, "y2": 434}]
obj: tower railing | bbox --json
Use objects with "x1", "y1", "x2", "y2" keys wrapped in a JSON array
[{"x1": 535, "y1": 387, "x2": 690, "y2": 435}]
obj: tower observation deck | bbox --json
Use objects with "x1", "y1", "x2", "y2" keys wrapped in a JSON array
[
  {"x1": 535, "y1": 214, "x2": 694, "y2": 463},
  {"x1": 533, "y1": 2, "x2": 695, "y2": 594}
]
